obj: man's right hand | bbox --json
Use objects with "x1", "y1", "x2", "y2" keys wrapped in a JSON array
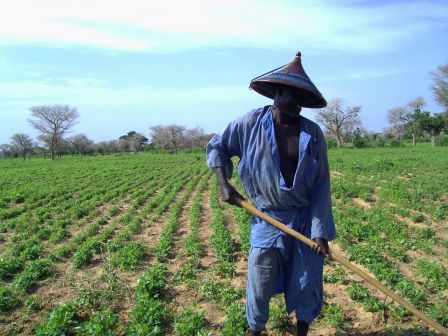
[
  {"x1": 213, "y1": 167, "x2": 245, "y2": 207},
  {"x1": 219, "y1": 182, "x2": 244, "y2": 207}
]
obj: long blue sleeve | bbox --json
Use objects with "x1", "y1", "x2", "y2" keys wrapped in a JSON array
[
  {"x1": 206, "y1": 117, "x2": 242, "y2": 179},
  {"x1": 310, "y1": 127, "x2": 336, "y2": 241}
]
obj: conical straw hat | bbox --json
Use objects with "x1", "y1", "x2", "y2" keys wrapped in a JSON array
[{"x1": 249, "y1": 52, "x2": 327, "y2": 108}]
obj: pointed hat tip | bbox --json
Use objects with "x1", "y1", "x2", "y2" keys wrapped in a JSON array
[{"x1": 296, "y1": 51, "x2": 301, "y2": 59}]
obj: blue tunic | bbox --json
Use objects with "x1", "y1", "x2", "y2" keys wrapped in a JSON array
[{"x1": 206, "y1": 105, "x2": 336, "y2": 322}]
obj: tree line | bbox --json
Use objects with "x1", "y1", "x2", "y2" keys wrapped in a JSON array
[
  {"x1": 314, "y1": 62, "x2": 448, "y2": 148},
  {"x1": 1, "y1": 106, "x2": 213, "y2": 160},
  {"x1": 2, "y1": 63, "x2": 447, "y2": 158}
]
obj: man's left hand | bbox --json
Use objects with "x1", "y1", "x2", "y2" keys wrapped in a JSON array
[{"x1": 311, "y1": 238, "x2": 329, "y2": 257}]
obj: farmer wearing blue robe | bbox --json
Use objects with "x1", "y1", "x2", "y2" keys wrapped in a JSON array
[{"x1": 206, "y1": 52, "x2": 336, "y2": 336}]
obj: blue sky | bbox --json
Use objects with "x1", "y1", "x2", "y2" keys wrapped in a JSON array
[{"x1": 1, "y1": 0, "x2": 447, "y2": 144}]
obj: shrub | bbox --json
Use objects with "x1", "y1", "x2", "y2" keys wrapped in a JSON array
[
  {"x1": 77, "y1": 308, "x2": 118, "y2": 336},
  {"x1": 174, "y1": 305, "x2": 208, "y2": 336},
  {"x1": 372, "y1": 139, "x2": 385, "y2": 147},
  {"x1": 319, "y1": 303, "x2": 345, "y2": 328},
  {"x1": 0, "y1": 286, "x2": 20, "y2": 312},
  {"x1": 136, "y1": 264, "x2": 167, "y2": 299},
  {"x1": 111, "y1": 241, "x2": 145, "y2": 271},
  {"x1": 221, "y1": 302, "x2": 247, "y2": 336},
  {"x1": 388, "y1": 139, "x2": 403, "y2": 147},
  {"x1": 353, "y1": 138, "x2": 370, "y2": 148},
  {"x1": 327, "y1": 138, "x2": 338, "y2": 149},
  {"x1": 13, "y1": 259, "x2": 54, "y2": 292},
  {"x1": 34, "y1": 303, "x2": 78, "y2": 335},
  {"x1": 127, "y1": 298, "x2": 168, "y2": 336},
  {"x1": 269, "y1": 296, "x2": 292, "y2": 332},
  {"x1": 0, "y1": 258, "x2": 22, "y2": 280},
  {"x1": 437, "y1": 134, "x2": 448, "y2": 146}
]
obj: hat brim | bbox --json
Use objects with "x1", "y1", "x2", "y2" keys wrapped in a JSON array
[{"x1": 250, "y1": 80, "x2": 327, "y2": 108}]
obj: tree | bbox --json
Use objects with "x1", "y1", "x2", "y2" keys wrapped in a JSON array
[
  {"x1": 10, "y1": 134, "x2": 34, "y2": 160},
  {"x1": 28, "y1": 104, "x2": 79, "y2": 160},
  {"x1": 387, "y1": 107, "x2": 407, "y2": 141},
  {"x1": 119, "y1": 131, "x2": 148, "y2": 152},
  {"x1": 184, "y1": 127, "x2": 205, "y2": 148},
  {"x1": 431, "y1": 63, "x2": 448, "y2": 112},
  {"x1": 150, "y1": 125, "x2": 186, "y2": 153},
  {"x1": 0, "y1": 144, "x2": 13, "y2": 159},
  {"x1": 418, "y1": 112, "x2": 447, "y2": 147},
  {"x1": 314, "y1": 98, "x2": 361, "y2": 148},
  {"x1": 68, "y1": 134, "x2": 93, "y2": 156},
  {"x1": 387, "y1": 97, "x2": 425, "y2": 146}
]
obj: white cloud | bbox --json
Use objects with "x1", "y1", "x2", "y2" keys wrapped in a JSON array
[
  {"x1": 0, "y1": 77, "x2": 250, "y2": 108},
  {"x1": 0, "y1": 0, "x2": 446, "y2": 53}
]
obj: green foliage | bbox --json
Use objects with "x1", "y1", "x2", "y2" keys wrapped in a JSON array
[
  {"x1": 318, "y1": 303, "x2": 345, "y2": 328},
  {"x1": 110, "y1": 241, "x2": 145, "y2": 271},
  {"x1": 136, "y1": 264, "x2": 167, "y2": 299},
  {"x1": 437, "y1": 134, "x2": 448, "y2": 146},
  {"x1": 269, "y1": 296, "x2": 292, "y2": 332},
  {"x1": 174, "y1": 305, "x2": 208, "y2": 336},
  {"x1": 13, "y1": 259, "x2": 54, "y2": 292},
  {"x1": 346, "y1": 282, "x2": 384, "y2": 313},
  {"x1": 0, "y1": 286, "x2": 20, "y2": 312},
  {"x1": 0, "y1": 258, "x2": 23, "y2": 280},
  {"x1": 77, "y1": 308, "x2": 118, "y2": 336},
  {"x1": 353, "y1": 138, "x2": 370, "y2": 148},
  {"x1": 220, "y1": 302, "x2": 247, "y2": 336},
  {"x1": 209, "y1": 178, "x2": 236, "y2": 277},
  {"x1": 327, "y1": 138, "x2": 338, "y2": 149},
  {"x1": 34, "y1": 303, "x2": 78, "y2": 335},
  {"x1": 127, "y1": 298, "x2": 168, "y2": 336},
  {"x1": 323, "y1": 265, "x2": 347, "y2": 284},
  {"x1": 24, "y1": 294, "x2": 42, "y2": 310},
  {"x1": 417, "y1": 260, "x2": 448, "y2": 290},
  {"x1": 198, "y1": 279, "x2": 244, "y2": 306},
  {"x1": 388, "y1": 139, "x2": 403, "y2": 147}
]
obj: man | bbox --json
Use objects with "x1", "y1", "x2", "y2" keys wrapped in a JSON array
[{"x1": 206, "y1": 52, "x2": 336, "y2": 336}]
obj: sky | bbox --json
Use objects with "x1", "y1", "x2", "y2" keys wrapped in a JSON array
[{"x1": 1, "y1": 0, "x2": 447, "y2": 144}]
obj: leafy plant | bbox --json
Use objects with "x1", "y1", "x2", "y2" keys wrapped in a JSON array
[
  {"x1": 77, "y1": 308, "x2": 118, "y2": 336},
  {"x1": 0, "y1": 286, "x2": 20, "y2": 312},
  {"x1": 220, "y1": 302, "x2": 247, "y2": 336},
  {"x1": 174, "y1": 305, "x2": 208, "y2": 336}
]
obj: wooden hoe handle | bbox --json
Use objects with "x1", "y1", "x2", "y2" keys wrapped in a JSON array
[{"x1": 235, "y1": 197, "x2": 448, "y2": 335}]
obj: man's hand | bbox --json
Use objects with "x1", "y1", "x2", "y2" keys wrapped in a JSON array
[
  {"x1": 311, "y1": 237, "x2": 329, "y2": 257},
  {"x1": 219, "y1": 182, "x2": 245, "y2": 207},
  {"x1": 213, "y1": 167, "x2": 245, "y2": 207}
]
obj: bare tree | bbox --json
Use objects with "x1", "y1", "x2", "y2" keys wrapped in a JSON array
[
  {"x1": 387, "y1": 97, "x2": 425, "y2": 146},
  {"x1": 150, "y1": 124, "x2": 186, "y2": 153},
  {"x1": 314, "y1": 98, "x2": 361, "y2": 148},
  {"x1": 68, "y1": 134, "x2": 93, "y2": 156},
  {"x1": 431, "y1": 63, "x2": 448, "y2": 111},
  {"x1": 387, "y1": 107, "x2": 408, "y2": 141},
  {"x1": 0, "y1": 144, "x2": 13, "y2": 159},
  {"x1": 10, "y1": 133, "x2": 34, "y2": 160},
  {"x1": 185, "y1": 127, "x2": 205, "y2": 148},
  {"x1": 28, "y1": 104, "x2": 79, "y2": 159}
]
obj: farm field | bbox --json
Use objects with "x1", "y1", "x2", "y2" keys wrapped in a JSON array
[{"x1": 0, "y1": 146, "x2": 447, "y2": 336}]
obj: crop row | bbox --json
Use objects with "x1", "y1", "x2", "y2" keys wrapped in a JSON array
[
  {"x1": 32, "y1": 166, "x2": 206, "y2": 335},
  {"x1": 209, "y1": 178, "x2": 236, "y2": 277},
  {"x1": 127, "y1": 170, "x2": 206, "y2": 335}
]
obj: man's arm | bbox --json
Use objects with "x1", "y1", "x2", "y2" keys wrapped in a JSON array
[
  {"x1": 310, "y1": 127, "x2": 336, "y2": 257},
  {"x1": 206, "y1": 117, "x2": 245, "y2": 206}
]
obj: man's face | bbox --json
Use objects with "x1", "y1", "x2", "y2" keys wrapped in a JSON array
[{"x1": 274, "y1": 85, "x2": 307, "y2": 115}]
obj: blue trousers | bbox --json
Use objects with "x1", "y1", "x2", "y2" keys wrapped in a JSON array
[{"x1": 246, "y1": 244, "x2": 324, "y2": 332}]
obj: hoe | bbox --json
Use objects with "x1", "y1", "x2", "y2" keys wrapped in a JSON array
[{"x1": 233, "y1": 195, "x2": 448, "y2": 335}]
